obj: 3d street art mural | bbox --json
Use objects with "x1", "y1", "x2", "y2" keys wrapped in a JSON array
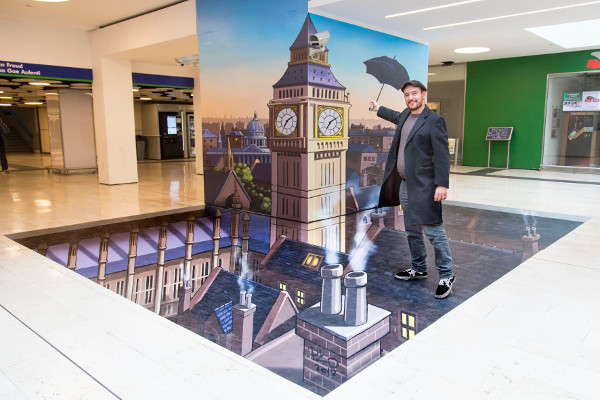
[{"x1": 10, "y1": 2, "x2": 585, "y2": 396}]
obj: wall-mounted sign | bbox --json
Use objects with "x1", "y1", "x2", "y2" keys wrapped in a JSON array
[
  {"x1": 0, "y1": 60, "x2": 92, "y2": 81},
  {"x1": 132, "y1": 73, "x2": 194, "y2": 89},
  {"x1": 563, "y1": 91, "x2": 600, "y2": 112},
  {"x1": 0, "y1": 60, "x2": 193, "y2": 88}
]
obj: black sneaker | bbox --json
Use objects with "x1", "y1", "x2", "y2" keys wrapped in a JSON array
[
  {"x1": 395, "y1": 269, "x2": 427, "y2": 280},
  {"x1": 435, "y1": 276, "x2": 455, "y2": 299}
]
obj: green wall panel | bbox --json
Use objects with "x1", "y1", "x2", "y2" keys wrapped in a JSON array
[{"x1": 464, "y1": 49, "x2": 600, "y2": 169}]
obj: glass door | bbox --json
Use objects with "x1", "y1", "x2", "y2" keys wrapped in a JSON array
[{"x1": 543, "y1": 72, "x2": 600, "y2": 169}]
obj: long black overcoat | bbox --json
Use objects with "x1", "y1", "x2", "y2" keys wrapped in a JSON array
[{"x1": 377, "y1": 105, "x2": 450, "y2": 225}]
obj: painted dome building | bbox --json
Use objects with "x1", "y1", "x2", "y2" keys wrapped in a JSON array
[{"x1": 244, "y1": 112, "x2": 267, "y2": 148}]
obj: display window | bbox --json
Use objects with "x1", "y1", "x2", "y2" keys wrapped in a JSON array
[{"x1": 543, "y1": 72, "x2": 600, "y2": 168}]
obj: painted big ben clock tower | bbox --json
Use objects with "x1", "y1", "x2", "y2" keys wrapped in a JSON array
[{"x1": 267, "y1": 14, "x2": 350, "y2": 252}]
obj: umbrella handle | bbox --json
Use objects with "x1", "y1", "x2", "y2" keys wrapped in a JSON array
[{"x1": 369, "y1": 84, "x2": 385, "y2": 111}]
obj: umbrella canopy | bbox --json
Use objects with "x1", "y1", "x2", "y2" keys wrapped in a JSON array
[{"x1": 363, "y1": 56, "x2": 410, "y2": 91}]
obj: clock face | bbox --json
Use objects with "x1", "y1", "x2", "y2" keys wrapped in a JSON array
[
  {"x1": 317, "y1": 107, "x2": 343, "y2": 137},
  {"x1": 275, "y1": 107, "x2": 298, "y2": 136}
]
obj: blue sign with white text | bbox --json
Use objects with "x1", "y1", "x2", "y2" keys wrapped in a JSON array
[{"x1": 0, "y1": 60, "x2": 93, "y2": 81}]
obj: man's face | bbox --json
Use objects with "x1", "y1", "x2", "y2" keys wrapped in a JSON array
[{"x1": 403, "y1": 85, "x2": 426, "y2": 112}]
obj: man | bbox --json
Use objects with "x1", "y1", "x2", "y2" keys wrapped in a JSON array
[
  {"x1": 370, "y1": 80, "x2": 454, "y2": 299},
  {"x1": 0, "y1": 115, "x2": 9, "y2": 174}
]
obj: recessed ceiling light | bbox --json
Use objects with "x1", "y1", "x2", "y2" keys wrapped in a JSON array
[
  {"x1": 29, "y1": 82, "x2": 50, "y2": 86},
  {"x1": 0, "y1": 103, "x2": 11, "y2": 107},
  {"x1": 386, "y1": 0, "x2": 481, "y2": 18},
  {"x1": 428, "y1": 72, "x2": 437, "y2": 76},
  {"x1": 132, "y1": 88, "x2": 139, "y2": 92},
  {"x1": 526, "y1": 19, "x2": 600, "y2": 49},
  {"x1": 140, "y1": 97, "x2": 152, "y2": 100},
  {"x1": 424, "y1": 1, "x2": 600, "y2": 30},
  {"x1": 25, "y1": 102, "x2": 44, "y2": 105},
  {"x1": 455, "y1": 47, "x2": 490, "y2": 53},
  {"x1": 0, "y1": 96, "x2": 12, "y2": 99}
]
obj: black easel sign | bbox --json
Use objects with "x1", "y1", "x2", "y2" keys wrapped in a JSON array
[
  {"x1": 486, "y1": 127, "x2": 513, "y2": 141},
  {"x1": 486, "y1": 127, "x2": 513, "y2": 168}
]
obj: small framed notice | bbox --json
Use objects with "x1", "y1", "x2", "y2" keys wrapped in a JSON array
[
  {"x1": 486, "y1": 127, "x2": 513, "y2": 141},
  {"x1": 486, "y1": 127, "x2": 513, "y2": 169}
]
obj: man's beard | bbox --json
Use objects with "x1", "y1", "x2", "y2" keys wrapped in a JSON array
[{"x1": 407, "y1": 99, "x2": 423, "y2": 110}]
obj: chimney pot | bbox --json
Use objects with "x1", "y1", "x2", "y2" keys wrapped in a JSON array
[
  {"x1": 320, "y1": 264, "x2": 343, "y2": 314},
  {"x1": 344, "y1": 271, "x2": 368, "y2": 326},
  {"x1": 239, "y1": 290, "x2": 246, "y2": 307}
]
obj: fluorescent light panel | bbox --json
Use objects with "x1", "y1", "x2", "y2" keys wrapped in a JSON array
[
  {"x1": 386, "y1": 0, "x2": 481, "y2": 18},
  {"x1": 424, "y1": 1, "x2": 600, "y2": 30},
  {"x1": 526, "y1": 19, "x2": 600, "y2": 48},
  {"x1": 455, "y1": 47, "x2": 490, "y2": 53}
]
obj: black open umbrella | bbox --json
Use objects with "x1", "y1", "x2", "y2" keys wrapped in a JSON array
[{"x1": 363, "y1": 55, "x2": 410, "y2": 101}]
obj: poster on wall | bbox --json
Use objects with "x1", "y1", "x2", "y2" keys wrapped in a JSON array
[{"x1": 563, "y1": 91, "x2": 600, "y2": 111}]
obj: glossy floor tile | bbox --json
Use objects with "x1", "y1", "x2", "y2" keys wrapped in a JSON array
[{"x1": 1, "y1": 155, "x2": 600, "y2": 399}]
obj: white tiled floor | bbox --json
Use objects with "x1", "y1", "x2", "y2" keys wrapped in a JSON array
[{"x1": 1, "y1": 160, "x2": 599, "y2": 399}]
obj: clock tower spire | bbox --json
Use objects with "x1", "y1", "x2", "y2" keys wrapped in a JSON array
[{"x1": 267, "y1": 14, "x2": 350, "y2": 252}]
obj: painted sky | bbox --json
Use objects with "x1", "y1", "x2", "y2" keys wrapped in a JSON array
[{"x1": 196, "y1": 0, "x2": 428, "y2": 121}]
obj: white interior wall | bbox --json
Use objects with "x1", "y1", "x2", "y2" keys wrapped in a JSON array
[{"x1": 0, "y1": 16, "x2": 91, "y2": 67}]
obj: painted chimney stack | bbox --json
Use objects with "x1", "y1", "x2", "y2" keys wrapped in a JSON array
[
  {"x1": 231, "y1": 290, "x2": 256, "y2": 357},
  {"x1": 320, "y1": 264, "x2": 343, "y2": 314}
]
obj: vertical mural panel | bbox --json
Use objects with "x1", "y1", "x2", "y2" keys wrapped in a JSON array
[{"x1": 196, "y1": 0, "x2": 428, "y2": 225}]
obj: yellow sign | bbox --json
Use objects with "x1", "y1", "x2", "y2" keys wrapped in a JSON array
[{"x1": 448, "y1": 138, "x2": 456, "y2": 155}]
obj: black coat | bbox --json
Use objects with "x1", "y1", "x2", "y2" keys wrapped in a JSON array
[{"x1": 377, "y1": 105, "x2": 450, "y2": 225}]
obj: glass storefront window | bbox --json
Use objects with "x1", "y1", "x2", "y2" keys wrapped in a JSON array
[{"x1": 543, "y1": 72, "x2": 600, "y2": 169}]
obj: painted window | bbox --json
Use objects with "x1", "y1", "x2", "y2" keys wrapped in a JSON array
[
  {"x1": 400, "y1": 311, "x2": 416, "y2": 339},
  {"x1": 301, "y1": 253, "x2": 323, "y2": 270},
  {"x1": 279, "y1": 282, "x2": 287, "y2": 291},
  {"x1": 296, "y1": 290, "x2": 305, "y2": 305}
]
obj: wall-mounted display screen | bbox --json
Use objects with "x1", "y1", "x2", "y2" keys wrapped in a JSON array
[{"x1": 167, "y1": 115, "x2": 178, "y2": 134}]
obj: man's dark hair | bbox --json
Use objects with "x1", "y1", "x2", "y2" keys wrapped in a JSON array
[{"x1": 401, "y1": 80, "x2": 427, "y2": 92}]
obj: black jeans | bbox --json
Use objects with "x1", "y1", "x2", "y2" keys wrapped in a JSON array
[{"x1": 0, "y1": 144, "x2": 7, "y2": 171}]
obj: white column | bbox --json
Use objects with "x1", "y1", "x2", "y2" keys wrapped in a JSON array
[{"x1": 92, "y1": 56, "x2": 138, "y2": 185}]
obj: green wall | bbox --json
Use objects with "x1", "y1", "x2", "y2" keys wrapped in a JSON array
[{"x1": 464, "y1": 49, "x2": 600, "y2": 169}]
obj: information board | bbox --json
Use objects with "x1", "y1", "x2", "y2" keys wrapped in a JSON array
[{"x1": 486, "y1": 127, "x2": 513, "y2": 141}]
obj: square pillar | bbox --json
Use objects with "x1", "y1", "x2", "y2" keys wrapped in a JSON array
[{"x1": 92, "y1": 56, "x2": 138, "y2": 185}]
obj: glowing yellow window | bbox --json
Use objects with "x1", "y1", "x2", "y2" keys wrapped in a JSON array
[
  {"x1": 400, "y1": 311, "x2": 416, "y2": 340},
  {"x1": 301, "y1": 253, "x2": 323, "y2": 270},
  {"x1": 279, "y1": 282, "x2": 287, "y2": 291},
  {"x1": 296, "y1": 290, "x2": 305, "y2": 305}
]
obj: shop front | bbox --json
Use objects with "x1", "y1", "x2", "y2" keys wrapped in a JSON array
[{"x1": 542, "y1": 71, "x2": 600, "y2": 170}]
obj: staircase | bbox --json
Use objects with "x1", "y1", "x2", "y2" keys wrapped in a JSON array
[
  {"x1": 5, "y1": 129, "x2": 33, "y2": 153},
  {"x1": 1, "y1": 111, "x2": 34, "y2": 153}
]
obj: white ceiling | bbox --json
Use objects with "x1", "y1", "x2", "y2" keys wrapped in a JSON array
[
  {"x1": 0, "y1": 0, "x2": 186, "y2": 30},
  {"x1": 309, "y1": 0, "x2": 600, "y2": 65},
  {"x1": 1, "y1": 0, "x2": 599, "y2": 72}
]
